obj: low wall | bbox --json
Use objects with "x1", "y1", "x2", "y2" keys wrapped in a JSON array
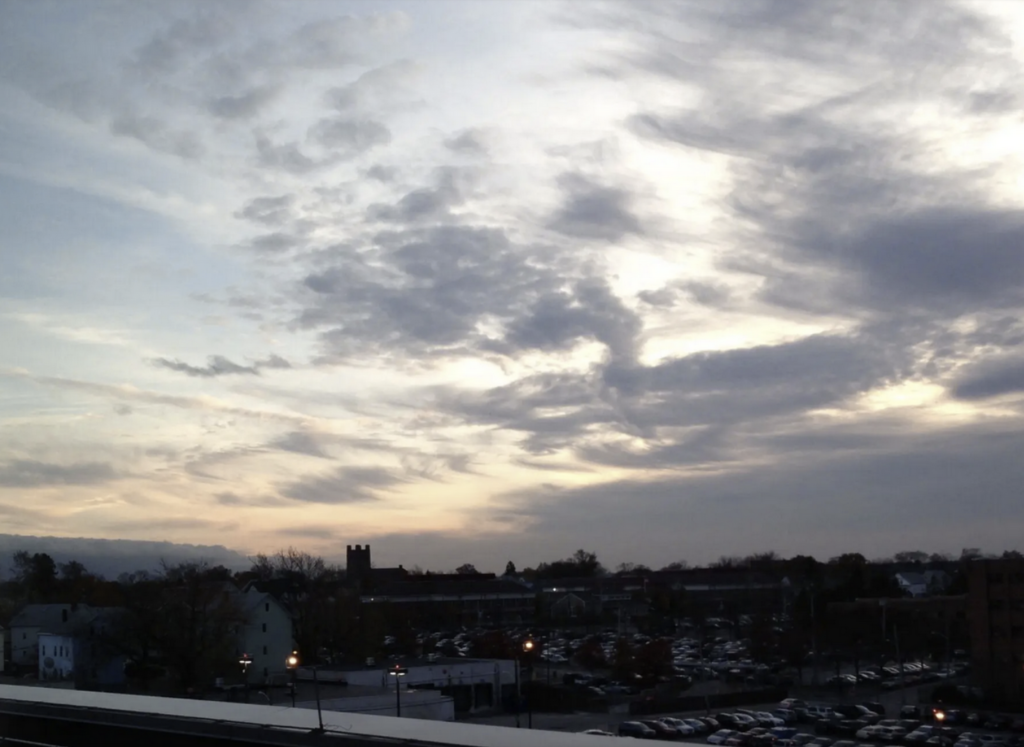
[
  {"x1": 629, "y1": 687, "x2": 789, "y2": 716},
  {"x1": 297, "y1": 690, "x2": 455, "y2": 721}
]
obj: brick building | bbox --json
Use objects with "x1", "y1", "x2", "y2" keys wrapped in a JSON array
[{"x1": 968, "y1": 559, "x2": 1024, "y2": 702}]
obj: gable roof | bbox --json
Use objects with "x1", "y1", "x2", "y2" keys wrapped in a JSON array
[{"x1": 10, "y1": 604, "x2": 96, "y2": 635}]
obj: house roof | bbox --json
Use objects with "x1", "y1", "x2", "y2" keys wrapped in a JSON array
[{"x1": 10, "y1": 604, "x2": 96, "y2": 635}]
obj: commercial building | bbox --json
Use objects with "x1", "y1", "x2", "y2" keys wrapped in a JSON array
[{"x1": 969, "y1": 558, "x2": 1024, "y2": 702}]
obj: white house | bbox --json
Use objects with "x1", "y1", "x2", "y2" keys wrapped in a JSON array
[
  {"x1": 9, "y1": 604, "x2": 95, "y2": 670},
  {"x1": 38, "y1": 631, "x2": 76, "y2": 682},
  {"x1": 238, "y1": 588, "x2": 294, "y2": 685},
  {"x1": 895, "y1": 570, "x2": 950, "y2": 597}
]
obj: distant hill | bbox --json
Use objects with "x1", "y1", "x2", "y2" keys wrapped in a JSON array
[{"x1": 0, "y1": 534, "x2": 251, "y2": 580}]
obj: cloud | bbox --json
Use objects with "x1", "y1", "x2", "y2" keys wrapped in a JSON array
[
  {"x1": 444, "y1": 128, "x2": 490, "y2": 156},
  {"x1": 307, "y1": 117, "x2": 392, "y2": 156},
  {"x1": 151, "y1": 354, "x2": 290, "y2": 378},
  {"x1": 366, "y1": 169, "x2": 464, "y2": 223},
  {"x1": 110, "y1": 112, "x2": 204, "y2": 159},
  {"x1": 324, "y1": 58, "x2": 422, "y2": 111},
  {"x1": 547, "y1": 173, "x2": 643, "y2": 241},
  {"x1": 255, "y1": 133, "x2": 330, "y2": 174},
  {"x1": 279, "y1": 465, "x2": 405, "y2": 504},
  {"x1": 953, "y1": 356, "x2": 1024, "y2": 401},
  {"x1": 267, "y1": 431, "x2": 332, "y2": 459},
  {"x1": 0, "y1": 460, "x2": 119, "y2": 488},
  {"x1": 235, "y1": 195, "x2": 295, "y2": 225},
  {"x1": 208, "y1": 84, "x2": 280, "y2": 119}
]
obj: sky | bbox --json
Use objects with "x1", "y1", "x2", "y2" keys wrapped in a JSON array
[{"x1": 3, "y1": 0, "x2": 1024, "y2": 574}]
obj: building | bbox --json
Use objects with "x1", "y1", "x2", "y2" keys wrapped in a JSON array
[
  {"x1": 307, "y1": 657, "x2": 516, "y2": 714},
  {"x1": 237, "y1": 586, "x2": 294, "y2": 685},
  {"x1": 969, "y1": 558, "x2": 1024, "y2": 702},
  {"x1": 346, "y1": 544, "x2": 409, "y2": 592},
  {"x1": 895, "y1": 570, "x2": 950, "y2": 597},
  {"x1": 361, "y1": 576, "x2": 536, "y2": 629},
  {"x1": 9, "y1": 604, "x2": 95, "y2": 671},
  {"x1": 33, "y1": 607, "x2": 126, "y2": 689}
]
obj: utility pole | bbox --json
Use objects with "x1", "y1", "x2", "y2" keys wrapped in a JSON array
[{"x1": 811, "y1": 591, "x2": 819, "y2": 688}]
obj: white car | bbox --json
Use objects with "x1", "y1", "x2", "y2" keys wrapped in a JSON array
[
  {"x1": 858, "y1": 726, "x2": 889, "y2": 740},
  {"x1": 709, "y1": 730, "x2": 739, "y2": 744},
  {"x1": 662, "y1": 718, "x2": 695, "y2": 736},
  {"x1": 756, "y1": 712, "x2": 785, "y2": 727}
]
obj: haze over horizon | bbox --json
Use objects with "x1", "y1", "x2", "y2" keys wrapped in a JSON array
[{"x1": 4, "y1": 1, "x2": 1024, "y2": 573}]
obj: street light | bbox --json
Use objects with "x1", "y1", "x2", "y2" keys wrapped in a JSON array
[
  {"x1": 522, "y1": 639, "x2": 535, "y2": 729},
  {"x1": 390, "y1": 665, "x2": 408, "y2": 717},
  {"x1": 286, "y1": 651, "x2": 299, "y2": 707},
  {"x1": 239, "y1": 653, "x2": 252, "y2": 702}
]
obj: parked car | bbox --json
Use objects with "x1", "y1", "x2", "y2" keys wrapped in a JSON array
[
  {"x1": 859, "y1": 726, "x2": 891, "y2": 740},
  {"x1": 708, "y1": 730, "x2": 740, "y2": 745},
  {"x1": 620, "y1": 721, "x2": 658, "y2": 739},
  {"x1": 985, "y1": 717, "x2": 1013, "y2": 732},
  {"x1": 755, "y1": 712, "x2": 786, "y2": 728},
  {"x1": 581, "y1": 729, "x2": 616, "y2": 737},
  {"x1": 640, "y1": 719, "x2": 681, "y2": 739},
  {"x1": 685, "y1": 718, "x2": 710, "y2": 733},
  {"x1": 701, "y1": 717, "x2": 723, "y2": 731},
  {"x1": 863, "y1": 703, "x2": 887, "y2": 716},
  {"x1": 662, "y1": 718, "x2": 696, "y2": 736},
  {"x1": 782, "y1": 699, "x2": 810, "y2": 711}
]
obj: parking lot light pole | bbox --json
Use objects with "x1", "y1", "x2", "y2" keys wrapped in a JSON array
[
  {"x1": 390, "y1": 665, "x2": 408, "y2": 717},
  {"x1": 239, "y1": 653, "x2": 252, "y2": 703},
  {"x1": 286, "y1": 652, "x2": 299, "y2": 707},
  {"x1": 523, "y1": 639, "x2": 535, "y2": 729}
]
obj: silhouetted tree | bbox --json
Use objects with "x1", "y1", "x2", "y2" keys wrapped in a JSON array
[
  {"x1": 455, "y1": 563, "x2": 478, "y2": 575},
  {"x1": 504, "y1": 561, "x2": 517, "y2": 576}
]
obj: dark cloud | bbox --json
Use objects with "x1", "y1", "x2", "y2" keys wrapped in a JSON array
[
  {"x1": 501, "y1": 277, "x2": 642, "y2": 362},
  {"x1": 366, "y1": 164, "x2": 397, "y2": 182},
  {"x1": 323, "y1": 59, "x2": 421, "y2": 111},
  {"x1": 953, "y1": 356, "x2": 1024, "y2": 401},
  {"x1": 208, "y1": 84, "x2": 280, "y2": 119},
  {"x1": 130, "y1": 14, "x2": 234, "y2": 76},
  {"x1": 255, "y1": 133, "x2": 329, "y2": 174},
  {"x1": 366, "y1": 169, "x2": 464, "y2": 223},
  {"x1": 0, "y1": 460, "x2": 119, "y2": 488},
  {"x1": 547, "y1": 173, "x2": 643, "y2": 241},
  {"x1": 275, "y1": 13, "x2": 410, "y2": 71},
  {"x1": 151, "y1": 354, "x2": 291, "y2": 378},
  {"x1": 307, "y1": 117, "x2": 391, "y2": 156},
  {"x1": 477, "y1": 420, "x2": 1024, "y2": 565},
  {"x1": 236, "y1": 195, "x2": 295, "y2": 226},
  {"x1": 110, "y1": 112, "x2": 204, "y2": 159},
  {"x1": 444, "y1": 128, "x2": 490, "y2": 156},
  {"x1": 268, "y1": 431, "x2": 332, "y2": 459},
  {"x1": 279, "y1": 465, "x2": 404, "y2": 504}
]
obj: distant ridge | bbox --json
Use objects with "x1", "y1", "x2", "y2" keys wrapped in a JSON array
[{"x1": 0, "y1": 533, "x2": 250, "y2": 580}]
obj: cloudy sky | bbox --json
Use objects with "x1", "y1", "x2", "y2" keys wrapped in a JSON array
[{"x1": 3, "y1": 0, "x2": 1024, "y2": 573}]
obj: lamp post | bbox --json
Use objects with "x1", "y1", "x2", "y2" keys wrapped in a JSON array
[
  {"x1": 239, "y1": 653, "x2": 252, "y2": 702},
  {"x1": 523, "y1": 639, "x2": 535, "y2": 729},
  {"x1": 286, "y1": 651, "x2": 299, "y2": 707},
  {"x1": 390, "y1": 665, "x2": 408, "y2": 717}
]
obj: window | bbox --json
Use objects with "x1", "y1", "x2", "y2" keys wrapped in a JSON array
[
  {"x1": 265, "y1": 602, "x2": 270, "y2": 612},
  {"x1": 262, "y1": 623, "x2": 267, "y2": 633},
  {"x1": 263, "y1": 645, "x2": 268, "y2": 655},
  {"x1": 263, "y1": 667, "x2": 268, "y2": 677},
  {"x1": 42, "y1": 645, "x2": 46, "y2": 656}
]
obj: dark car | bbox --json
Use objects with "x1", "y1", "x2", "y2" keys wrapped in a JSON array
[
  {"x1": 966, "y1": 714, "x2": 988, "y2": 727},
  {"x1": 792, "y1": 735, "x2": 817, "y2": 746},
  {"x1": 817, "y1": 721, "x2": 842, "y2": 735},
  {"x1": 620, "y1": 721, "x2": 658, "y2": 739},
  {"x1": 641, "y1": 720, "x2": 680, "y2": 740},
  {"x1": 864, "y1": 703, "x2": 887, "y2": 716},
  {"x1": 808, "y1": 738, "x2": 833, "y2": 747},
  {"x1": 701, "y1": 718, "x2": 723, "y2": 731},
  {"x1": 986, "y1": 717, "x2": 1013, "y2": 732}
]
